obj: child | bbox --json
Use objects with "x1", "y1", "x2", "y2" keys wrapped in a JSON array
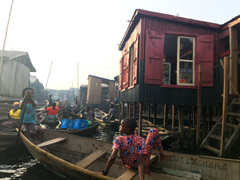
[
  {"x1": 20, "y1": 88, "x2": 41, "y2": 143},
  {"x1": 102, "y1": 117, "x2": 164, "y2": 180}
]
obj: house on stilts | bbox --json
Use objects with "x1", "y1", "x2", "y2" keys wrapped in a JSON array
[{"x1": 118, "y1": 9, "x2": 240, "y2": 157}]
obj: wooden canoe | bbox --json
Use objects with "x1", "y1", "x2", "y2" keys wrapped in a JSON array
[
  {"x1": 20, "y1": 129, "x2": 196, "y2": 180},
  {"x1": 57, "y1": 121, "x2": 100, "y2": 137},
  {"x1": 20, "y1": 129, "x2": 240, "y2": 180}
]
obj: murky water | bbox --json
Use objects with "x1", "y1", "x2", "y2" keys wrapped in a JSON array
[{"x1": 0, "y1": 125, "x2": 119, "y2": 180}]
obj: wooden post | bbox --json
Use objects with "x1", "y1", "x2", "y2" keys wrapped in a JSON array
[
  {"x1": 172, "y1": 105, "x2": 175, "y2": 131},
  {"x1": 120, "y1": 102, "x2": 124, "y2": 121},
  {"x1": 153, "y1": 104, "x2": 157, "y2": 125},
  {"x1": 178, "y1": 106, "x2": 184, "y2": 151},
  {"x1": 196, "y1": 65, "x2": 202, "y2": 146},
  {"x1": 163, "y1": 104, "x2": 166, "y2": 128},
  {"x1": 148, "y1": 103, "x2": 151, "y2": 121},
  {"x1": 220, "y1": 57, "x2": 228, "y2": 157},
  {"x1": 138, "y1": 103, "x2": 143, "y2": 136},
  {"x1": 208, "y1": 106, "x2": 213, "y2": 132},
  {"x1": 127, "y1": 103, "x2": 130, "y2": 117},
  {"x1": 192, "y1": 106, "x2": 195, "y2": 128},
  {"x1": 133, "y1": 103, "x2": 136, "y2": 120},
  {"x1": 203, "y1": 106, "x2": 207, "y2": 139}
]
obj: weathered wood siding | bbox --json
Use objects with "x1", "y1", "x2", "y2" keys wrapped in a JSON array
[
  {"x1": 0, "y1": 60, "x2": 29, "y2": 98},
  {"x1": 86, "y1": 76, "x2": 102, "y2": 104}
]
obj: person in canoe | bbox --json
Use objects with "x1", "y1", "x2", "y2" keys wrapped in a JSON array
[
  {"x1": 81, "y1": 106, "x2": 95, "y2": 123},
  {"x1": 20, "y1": 87, "x2": 42, "y2": 144},
  {"x1": 0, "y1": 102, "x2": 21, "y2": 130},
  {"x1": 103, "y1": 103, "x2": 115, "y2": 122},
  {"x1": 101, "y1": 117, "x2": 164, "y2": 180},
  {"x1": 43, "y1": 102, "x2": 59, "y2": 122}
]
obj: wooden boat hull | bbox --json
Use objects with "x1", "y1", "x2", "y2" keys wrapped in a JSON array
[
  {"x1": 20, "y1": 129, "x2": 240, "y2": 180},
  {"x1": 57, "y1": 121, "x2": 100, "y2": 137}
]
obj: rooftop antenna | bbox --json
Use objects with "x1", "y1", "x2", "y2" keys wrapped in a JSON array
[{"x1": 0, "y1": 0, "x2": 15, "y2": 76}]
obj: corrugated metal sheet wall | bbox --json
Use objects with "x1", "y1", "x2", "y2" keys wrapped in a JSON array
[{"x1": 0, "y1": 60, "x2": 30, "y2": 97}]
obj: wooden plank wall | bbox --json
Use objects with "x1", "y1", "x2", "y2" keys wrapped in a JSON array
[
  {"x1": 86, "y1": 76, "x2": 102, "y2": 104},
  {"x1": 108, "y1": 81, "x2": 115, "y2": 102},
  {"x1": 0, "y1": 60, "x2": 30, "y2": 98}
]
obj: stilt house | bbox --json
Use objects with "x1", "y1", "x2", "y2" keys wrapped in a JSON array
[
  {"x1": 118, "y1": 9, "x2": 240, "y2": 157},
  {"x1": 0, "y1": 50, "x2": 36, "y2": 100}
]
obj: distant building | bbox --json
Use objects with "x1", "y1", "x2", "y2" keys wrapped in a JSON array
[
  {"x1": 30, "y1": 76, "x2": 45, "y2": 102},
  {"x1": 0, "y1": 50, "x2": 36, "y2": 101}
]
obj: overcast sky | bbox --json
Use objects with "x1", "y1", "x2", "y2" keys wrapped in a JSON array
[{"x1": 0, "y1": 0, "x2": 239, "y2": 89}]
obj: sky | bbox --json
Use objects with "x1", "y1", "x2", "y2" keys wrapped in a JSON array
[{"x1": 0, "y1": 0, "x2": 239, "y2": 90}]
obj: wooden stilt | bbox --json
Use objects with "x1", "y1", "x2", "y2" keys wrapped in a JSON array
[
  {"x1": 203, "y1": 106, "x2": 207, "y2": 139},
  {"x1": 172, "y1": 105, "x2": 175, "y2": 131},
  {"x1": 153, "y1": 104, "x2": 157, "y2": 125},
  {"x1": 138, "y1": 103, "x2": 143, "y2": 136},
  {"x1": 197, "y1": 65, "x2": 202, "y2": 146},
  {"x1": 163, "y1": 104, "x2": 166, "y2": 128},
  {"x1": 128, "y1": 103, "x2": 131, "y2": 117},
  {"x1": 148, "y1": 103, "x2": 151, "y2": 121},
  {"x1": 192, "y1": 106, "x2": 195, "y2": 128},
  {"x1": 133, "y1": 103, "x2": 136, "y2": 120},
  {"x1": 208, "y1": 106, "x2": 213, "y2": 132},
  {"x1": 120, "y1": 102, "x2": 124, "y2": 121},
  {"x1": 178, "y1": 107, "x2": 184, "y2": 151},
  {"x1": 220, "y1": 57, "x2": 228, "y2": 157}
]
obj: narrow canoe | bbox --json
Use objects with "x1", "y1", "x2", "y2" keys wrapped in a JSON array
[
  {"x1": 19, "y1": 129, "x2": 240, "y2": 180},
  {"x1": 57, "y1": 121, "x2": 100, "y2": 137}
]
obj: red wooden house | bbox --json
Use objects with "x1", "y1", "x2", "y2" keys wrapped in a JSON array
[{"x1": 118, "y1": 9, "x2": 240, "y2": 157}]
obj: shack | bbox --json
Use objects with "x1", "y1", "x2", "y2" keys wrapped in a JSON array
[
  {"x1": 118, "y1": 9, "x2": 240, "y2": 157},
  {"x1": 83, "y1": 75, "x2": 116, "y2": 112},
  {"x1": 0, "y1": 50, "x2": 36, "y2": 101}
]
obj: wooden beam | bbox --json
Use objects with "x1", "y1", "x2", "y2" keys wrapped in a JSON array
[
  {"x1": 220, "y1": 57, "x2": 228, "y2": 157},
  {"x1": 197, "y1": 65, "x2": 202, "y2": 146},
  {"x1": 229, "y1": 26, "x2": 238, "y2": 94},
  {"x1": 37, "y1": 137, "x2": 66, "y2": 148},
  {"x1": 153, "y1": 104, "x2": 157, "y2": 125},
  {"x1": 148, "y1": 103, "x2": 151, "y2": 121},
  {"x1": 133, "y1": 103, "x2": 136, "y2": 120},
  {"x1": 163, "y1": 104, "x2": 166, "y2": 128},
  {"x1": 178, "y1": 106, "x2": 184, "y2": 151},
  {"x1": 120, "y1": 103, "x2": 124, "y2": 120},
  {"x1": 75, "y1": 150, "x2": 106, "y2": 168},
  {"x1": 138, "y1": 103, "x2": 143, "y2": 136},
  {"x1": 172, "y1": 105, "x2": 175, "y2": 131},
  {"x1": 116, "y1": 155, "x2": 157, "y2": 180}
]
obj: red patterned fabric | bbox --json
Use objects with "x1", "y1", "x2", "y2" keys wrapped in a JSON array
[{"x1": 112, "y1": 128, "x2": 163, "y2": 175}]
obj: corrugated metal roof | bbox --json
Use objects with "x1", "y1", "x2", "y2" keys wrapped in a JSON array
[
  {"x1": 119, "y1": 9, "x2": 223, "y2": 50},
  {"x1": 0, "y1": 50, "x2": 36, "y2": 72}
]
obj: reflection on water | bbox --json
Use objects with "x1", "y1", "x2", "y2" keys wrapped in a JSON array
[{"x1": 0, "y1": 124, "x2": 119, "y2": 179}]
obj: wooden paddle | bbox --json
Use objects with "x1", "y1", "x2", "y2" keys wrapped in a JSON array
[{"x1": 15, "y1": 94, "x2": 28, "y2": 145}]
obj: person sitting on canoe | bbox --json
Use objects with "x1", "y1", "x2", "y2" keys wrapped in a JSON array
[
  {"x1": 45, "y1": 102, "x2": 59, "y2": 122},
  {"x1": 0, "y1": 102, "x2": 21, "y2": 130},
  {"x1": 81, "y1": 106, "x2": 95, "y2": 123},
  {"x1": 102, "y1": 103, "x2": 115, "y2": 122},
  {"x1": 101, "y1": 117, "x2": 164, "y2": 180},
  {"x1": 20, "y1": 88, "x2": 42, "y2": 143}
]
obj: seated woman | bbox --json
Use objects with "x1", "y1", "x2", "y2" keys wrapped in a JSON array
[
  {"x1": 45, "y1": 102, "x2": 59, "y2": 122},
  {"x1": 1, "y1": 102, "x2": 21, "y2": 130}
]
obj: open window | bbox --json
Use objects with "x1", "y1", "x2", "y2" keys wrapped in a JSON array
[{"x1": 163, "y1": 35, "x2": 195, "y2": 85}]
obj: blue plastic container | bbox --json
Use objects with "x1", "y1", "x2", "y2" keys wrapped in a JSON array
[
  {"x1": 67, "y1": 119, "x2": 74, "y2": 129},
  {"x1": 73, "y1": 119, "x2": 88, "y2": 129},
  {"x1": 60, "y1": 119, "x2": 70, "y2": 129}
]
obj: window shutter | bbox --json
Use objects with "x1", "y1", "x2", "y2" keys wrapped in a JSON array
[
  {"x1": 144, "y1": 30, "x2": 164, "y2": 85},
  {"x1": 122, "y1": 51, "x2": 129, "y2": 89},
  {"x1": 133, "y1": 35, "x2": 139, "y2": 85},
  {"x1": 118, "y1": 57, "x2": 123, "y2": 90},
  {"x1": 196, "y1": 35, "x2": 214, "y2": 87}
]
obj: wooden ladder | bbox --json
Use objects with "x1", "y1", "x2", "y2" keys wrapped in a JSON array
[{"x1": 200, "y1": 98, "x2": 240, "y2": 156}]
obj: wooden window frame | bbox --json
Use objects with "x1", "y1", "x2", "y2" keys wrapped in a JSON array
[{"x1": 177, "y1": 36, "x2": 195, "y2": 86}]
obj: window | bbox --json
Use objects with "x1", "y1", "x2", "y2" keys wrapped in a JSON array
[
  {"x1": 163, "y1": 35, "x2": 195, "y2": 85},
  {"x1": 177, "y1": 36, "x2": 195, "y2": 85},
  {"x1": 129, "y1": 44, "x2": 134, "y2": 87}
]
